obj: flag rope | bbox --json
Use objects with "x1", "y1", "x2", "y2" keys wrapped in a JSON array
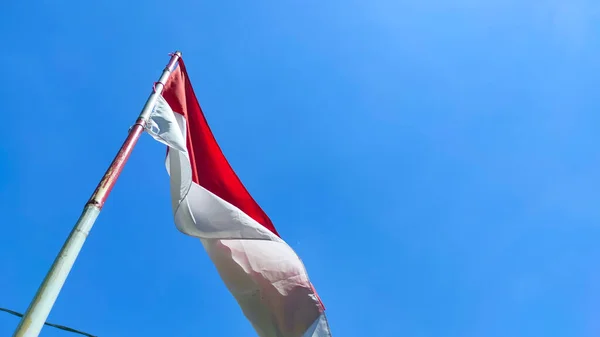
[{"x1": 1, "y1": 307, "x2": 96, "y2": 337}]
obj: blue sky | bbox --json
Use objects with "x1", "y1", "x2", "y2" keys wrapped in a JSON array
[{"x1": 1, "y1": 1, "x2": 600, "y2": 336}]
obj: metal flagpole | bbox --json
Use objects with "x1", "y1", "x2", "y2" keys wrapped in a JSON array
[{"x1": 12, "y1": 51, "x2": 182, "y2": 337}]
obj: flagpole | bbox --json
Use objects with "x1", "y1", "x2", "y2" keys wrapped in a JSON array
[{"x1": 12, "y1": 51, "x2": 182, "y2": 337}]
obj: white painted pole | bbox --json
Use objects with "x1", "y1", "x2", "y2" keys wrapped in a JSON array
[{"x1": 12, "y1": 51, "x2": 182, "y2": 337}]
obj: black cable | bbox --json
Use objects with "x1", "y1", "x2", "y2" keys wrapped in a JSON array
[{"x1": 0, "y1": 307, "x2": 97, "y2": 337}]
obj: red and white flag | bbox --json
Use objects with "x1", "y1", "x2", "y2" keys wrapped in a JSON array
[{"x1": 146, "y1": 59, "x2": 331, "y2": 337}]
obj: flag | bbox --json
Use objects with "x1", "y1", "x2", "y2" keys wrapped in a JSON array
[{"x1": 146, "y1": 59, "x2": 331, "y2": 337}]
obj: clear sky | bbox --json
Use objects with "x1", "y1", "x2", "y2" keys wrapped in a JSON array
[{"x1": 1, "y1": 1, "x2": 600, "y2": 336}]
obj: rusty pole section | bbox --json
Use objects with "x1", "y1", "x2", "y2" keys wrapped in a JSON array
[{"x1": 13, "y1": 51, "x2": 182, "y2": 337}]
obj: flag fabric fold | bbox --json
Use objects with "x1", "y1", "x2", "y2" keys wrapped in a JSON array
[{"x1": 146, "y1": 59, "x2": 331, "y2": 337}]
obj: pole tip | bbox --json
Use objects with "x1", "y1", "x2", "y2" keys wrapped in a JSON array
[{"x1": 174, "y1": 50, "x2": 182, "y2": 57}]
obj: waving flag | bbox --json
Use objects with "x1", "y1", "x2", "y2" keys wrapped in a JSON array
[{"x1": 146, "y1": 59, "x2": 331, "y2": 337}]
